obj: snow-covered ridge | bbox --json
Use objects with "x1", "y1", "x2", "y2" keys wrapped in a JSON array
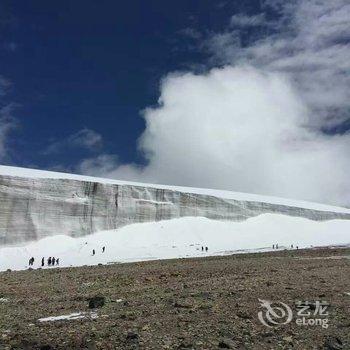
[{"x1": 0, "y1": 165, "x2": 349, "y2": 213}]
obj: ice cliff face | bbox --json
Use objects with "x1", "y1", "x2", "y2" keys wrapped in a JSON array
[{"x1": 0, "y1": 173, "x2": 350, "y2": 245}]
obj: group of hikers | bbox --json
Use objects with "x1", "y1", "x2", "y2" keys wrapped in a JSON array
[
  {"x1": 272, "y1": 244, "x2": 299, "y2": 250},
  {"x1": 28, "y1": 242, "x2": 302, "y2": 267},
  {"x1": 92, "y1": 246, "x2": 106, "y2": 255},
  {"x1": 28, "y1": 256, "x2": 60, "y2": 267},
  {"x1": 44, "y1": 256, "x2": 59, "y2": 266},
  {"x1": 28, "y1": 245, "x2": 107, "y2": 268}
]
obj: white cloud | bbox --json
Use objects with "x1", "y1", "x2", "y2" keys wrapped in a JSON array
[
  {"x1": 45, "y1": 128, "x2": 103, "y2": 154},
  {"x1": 78, "y1": 0, "x2": 350, "y2": 206},
  {"x1": 230, "y1": 13, "x2": 267, "y2": 27},
  {"x1": 78, "y1": 66, "x2": 350, "y2": 205},
  {"x1": 0, "y1": 76, "x2": 12, "y2": 96},
  {"x1": 0, "y1": 103, "x2": 17, "y2": 160},
  {"x1": 77, "y1": 154, "x2": 119, "y2": 176},
  {"x1": 207, "y1": 0, "x2": 350, "y2": 128},
  {"x1": 0, "y1": 78, "x2": 17, "y2": 161},
  {"x1": 3, "y1": 42, "x2": 17, "y2": 52},
  {"x1": 178, "y1": 27, "x2": 202, "y2": 40}
]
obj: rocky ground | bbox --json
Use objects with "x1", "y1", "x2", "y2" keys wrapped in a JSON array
[{"x1": 0, "y1": 248, "x2": 349, "y2": 350}]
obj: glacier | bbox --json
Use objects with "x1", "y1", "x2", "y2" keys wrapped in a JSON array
[{"x1": 0, "y1": 165, "x2": 350, "y2": 245}]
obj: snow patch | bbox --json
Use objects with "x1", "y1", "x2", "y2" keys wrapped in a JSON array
[
  {"x1": 0, "y1": 214, "x2": 349, "y2": 272},
  {"x1": 38, "y1": 312, "x2": 98, "y2": 322}
]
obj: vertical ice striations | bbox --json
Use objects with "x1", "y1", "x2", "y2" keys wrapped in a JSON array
[{"x1": 0, "y1": 174, "x2": 350, "y2": 245}]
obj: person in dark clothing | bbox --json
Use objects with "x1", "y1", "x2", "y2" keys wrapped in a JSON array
[
  {"x1": 272, "y1": 244, "x2": 275, "y2": 249},
  {"x1": 102, "y1": 246, "x2": 105, "y2": 253},
  {"x1": 29, "y1": 257, "x2": 34, "y2": 266},
  {"x1": 201, "y1": 246, "x2": 204, "y2": 251},
  {"x1": 92, "y1": 249, "x2": 95, "y2": 256},
  {"x1": 56, "y1": 258, "x2": 59, "y2": 265},
  {"x1": 205, "y1": 247, "x2": 208, "y2": 252},
  {"x1": 41, "y1": 257, "x2": 45, "y2": 267},
  {"x1": 48, "y1": 257, "x2": 52, "y2": 266},
  {"x1": 52, "y1": 257, "x2": 56, "y2": 265}
]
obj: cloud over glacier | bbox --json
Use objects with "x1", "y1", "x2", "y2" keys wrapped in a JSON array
[
  {"x1": 207, "y1": 0, "x2": 350, "y2": 128},
  {"x1": 78, "y1": 0, "x2": 350, "y2": 206},
  {"x1": 0, "y1": 77, "x2": 17, "y2": 161}
]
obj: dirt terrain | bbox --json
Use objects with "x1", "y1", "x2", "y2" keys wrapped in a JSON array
[{"x1": 0, "y1": 248, "x2": 349, "y2": 349}]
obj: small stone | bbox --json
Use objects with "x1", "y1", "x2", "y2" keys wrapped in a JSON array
[
  {"x1": 178, "y1": 341, "x2": 193, "y2": 349},
  {"x1": 283, "y1": 336, "x2": 293, "y2": 344},
  {"x1": 174, "y1": 301, "x2": 192, "y2": 309},
  {"x1": 88, "y1": 296, "x2": 105, "y2": 309},
  {"x1": 324, "y1": 336, "x2": 343, "y2": 350},
  {"x1": 40, "y1": 346, "x2": 53, "y2": 350},
  {"x1": 337, "y1": 321, "x2": 350, "y2": 328},
  {"x1": 236, "y1": 311, "x2": 251, "y2": 319},
  {"x1": 198, "y1": 291, "x2": 211, "y2": 299},
  {"x1": 218, "y1": 339, "x2": 235, "y2": 348},
  {"x1": 126, "y1": 331, "x2": 138, "y2": 341}
]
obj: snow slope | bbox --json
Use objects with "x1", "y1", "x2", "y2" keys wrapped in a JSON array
[
  {"x1": 0, "y1": 165, "x2": 349, "y2": 214},
  {"x1": 1, "y1": 214, "x2": 349, "y2": 272}
]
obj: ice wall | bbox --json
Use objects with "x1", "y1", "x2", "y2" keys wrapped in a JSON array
[{"x1": 0, "y1": 174, "x2": 349, "y2": 245}]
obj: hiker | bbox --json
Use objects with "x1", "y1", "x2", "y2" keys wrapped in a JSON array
[
  {"x1": 41, "y1": 257, "x2": 45, "y2": 267},
  {"x1": 56, "y1": 258, "x2": 59, "y2": 265},
  {"x1": 291, "y1": 244, "x2": 294, "y2": 249},
  {"x1": 52, "y1": 257, "x2": 56, "y2": 266},
  {"x1": 296, "y1": 246, "x2": 299, "y2": 250},
  {"x1": 205, "y1": 246, "x2": 208, "y2": 252},
  {"x1": 29, "y1": 257, "x2": 34, "y2": 266},
  {"x1": 48, "y1": 257, "x2": 52, "y2": 266},
  {"x1": 102, "y1": 246, "x2": 105, "y2": 253},
  {"x1": 272, "y1": 244, "x2": 275, "y2": 249},
  {"x1": 276, "y1": 244, "x2": 279, "y2": 249},
  {"x1": 201, "y1": 246, "x2": 204, "y2": 251},
  {"x1": 92, "y1": 249, "x2": 95, "y2": 256}
]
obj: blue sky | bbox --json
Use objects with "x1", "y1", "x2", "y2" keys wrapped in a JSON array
[
  {"x1": 0, "y1": 0, "x2": 264, "y2": 168},
  {"x1": 1, "y1": 0, "x2": 350, "y2": 205}
]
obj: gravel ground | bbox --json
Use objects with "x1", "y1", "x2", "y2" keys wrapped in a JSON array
[{"x1": 0, "y1": 248, "x2": 349, "y2": 349}]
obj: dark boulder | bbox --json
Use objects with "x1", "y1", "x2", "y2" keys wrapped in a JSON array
[{"x1": 88, "y1": 296, "x2": 105, "y2": 309}]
